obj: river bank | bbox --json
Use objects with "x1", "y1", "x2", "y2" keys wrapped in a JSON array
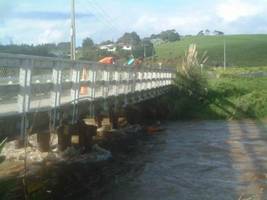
[
  {"x1": 162, "y1": 67, "x2": 267, "y2": 121},
  {"x1": 0, "y1": 121, "x2": 160, "y2": 199}
]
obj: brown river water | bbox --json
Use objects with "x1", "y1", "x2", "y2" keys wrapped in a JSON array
[
  {"x1": 98, "y1": 120, "x2": 267, "y2": 200},
  {"x1": 2, "y1": 120, "x2": 267, "y2": 200}
]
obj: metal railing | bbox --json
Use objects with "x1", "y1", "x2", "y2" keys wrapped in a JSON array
[{"x1": 0, "y1": 53, "x2": 176, "y2": 119}]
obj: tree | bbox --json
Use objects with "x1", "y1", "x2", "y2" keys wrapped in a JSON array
[
  {"x1": 117, "y1": 32, "x2": 141, "y2": 45},
  {"x1": 197, "y1": 30, "x2": 205, "y2": 36},
  {"x1": 81, "y1": 37, "x2": 97, "y2": 61},
  {"x1": 100, "y1": 40, "x2": 113, "y2": 45},
  {"x1": 81, "y1": 48, "x2": 97, "y2": 61},
  {"x1": 56, "y1": 42, "x2": 70, "y2": 57},
  {"x1": 214, "y1": 30, "x2": 224, "y2": 35},
  {"x1": 149, "y1": 30, "x2": 180, "y2": 42},
  {"x1": 142, "y1": 39, "x2": 154, "y2": 58},
  {"x1": 0, "y1": 44, "x2": 54, "y2": 57},
  {"x1": 82, "y1": 37, "x2": 94, "y2": 49},
  {"x1": 131, "y1": 39, "x2": 155, "y2": 59},
  {"x1": 205, "y1": 29, "x2": 210, "y2": 35},
  {"x1": 57, "y1": 42, "x2": 70, "y2": 50}
]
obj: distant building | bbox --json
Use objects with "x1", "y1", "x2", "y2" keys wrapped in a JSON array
[
  {"x1": 99, "y1": 44, "x2": 117, "y2": 52},
  {"x1": 116, "y1": 43, "x2": 132, "y2": 51},
  {"x1": 122, "y1": 45, "x2": 132, "y2": 51}
]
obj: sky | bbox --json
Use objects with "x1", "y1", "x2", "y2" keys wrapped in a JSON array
[{"x1": 0, "y1": 0, "x2": 267, "y2": 46}]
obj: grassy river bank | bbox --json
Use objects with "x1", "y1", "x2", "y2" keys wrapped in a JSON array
[{"x1": 163, "y1": 66, "x2": 267, "y2": 121}]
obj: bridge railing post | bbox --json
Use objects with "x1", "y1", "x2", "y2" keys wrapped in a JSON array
[
  {"x1": 71, "y1": 62, "x2": 81, "y2": 124},
  {"x1": 51, "y1": 61, "x2": 62, "y2": 129},
  {"x1": 18, "y1": 58, "x2": 33, "y2": 141},
  {"x1": 88, "y1": 65, "x2": 97, "y2": 117}
]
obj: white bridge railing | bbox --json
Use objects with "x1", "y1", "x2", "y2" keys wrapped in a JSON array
[{"x1": 0, "y1": 53, "x2": 176, "y2": 119}]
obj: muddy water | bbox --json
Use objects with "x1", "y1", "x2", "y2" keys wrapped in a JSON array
[
  {"x1": 98, "y1": 120, "x2": 267, "y2": 200},
  {"x1": 3, "y1": 120, "x2": 264, "y2": 199}
]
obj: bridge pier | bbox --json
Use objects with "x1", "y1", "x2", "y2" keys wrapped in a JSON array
[
  {"x1": 94, "y1": 100, "x2": 104, "y2": 128},
  {"x1": 32, "y1": 112, "x2": 51, "y2": 152},
  {"x1": 108, "y1": 98, "x2": 119, "y2": 129},
  {"x1": 37, "y1": 130, "x2": 50, "y2": 152},
  {"x1": 56, "y1": 119, "x2": 72, "y2": 152},
  {"x1": 77, "y1": 117, "x2": 97, "y2": 152}
]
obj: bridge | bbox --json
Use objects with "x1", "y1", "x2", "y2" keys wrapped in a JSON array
[{"x1": 0, "y1": 53, "x2": 176, "y2": 140}]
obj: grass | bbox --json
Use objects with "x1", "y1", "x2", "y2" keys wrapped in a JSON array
[
  {"x1": 167, "y1": 66, "x2": 267, "y2": 120},
  {"x1": 0, "y1": 138, "x2": 7, "y2": 154},
  {"x1": 206, "y1": 67, "x2": 267, "y2": 119},
  {"x1": 155, "y1": 34, "x2": 267, "y2": 67}
]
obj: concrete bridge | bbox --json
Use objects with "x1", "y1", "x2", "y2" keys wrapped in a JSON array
[{"x1": 0, "y1": 53, "x2": 175, "y2": 141}]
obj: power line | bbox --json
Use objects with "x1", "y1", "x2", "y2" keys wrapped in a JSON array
[
  {"x1": 79, "y1": 1, "x2": 119, "y2": 40},
  {"x1": 88, "y1": 0, "x2": 124, "y2": 32}
]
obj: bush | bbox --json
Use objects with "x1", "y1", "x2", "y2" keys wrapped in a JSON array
[{"x1": 165, "y1": 44, "x2": 209, "y2": 119}]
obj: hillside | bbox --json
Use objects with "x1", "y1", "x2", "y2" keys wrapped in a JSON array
[{"x1": 155, "y1": 34, "x2": 267, "y2": 67}]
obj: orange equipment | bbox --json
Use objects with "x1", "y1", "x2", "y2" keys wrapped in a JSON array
[
  {"x1": 99, "y1": 57, "x2": 115, "y2": 65},
  {"x1": 146, "y1": 126, "x2": 165, "y2": 134},
  {"x1": 80, "y1": 67, "x2": 88, "y2": 95}
]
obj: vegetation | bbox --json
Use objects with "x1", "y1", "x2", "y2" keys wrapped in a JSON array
[
  {"x1": 160, "y1": 41, "x2": 267, "y2": 120},
  {"x1": 150, "y1": 29, "x2": 180, "y2": 42},
  {"x1": 117, "y1": 32, "x2": 141, "y2": 45},
  {"x1": 164, "y1": 44, "x2": 208, "y2": 119},
  {"x1": 205, "y1": 68, "x2": 267, "y2": 119},
  {"x1": 167, "y1": 65, "x2": 267, "y2": 120},
  {"x1": 0, "y1": 137, "x2": 7, "y2": 154},
  {"x1": 156, "y1": 34, "x2": 267, "y2": 67},
  {"x1": 175, "y1": 44, "x2": 208, "y2": 98}
]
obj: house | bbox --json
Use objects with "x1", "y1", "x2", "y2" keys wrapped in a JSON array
[
  {"x1": 99, "y1": 44, "x2": 117, "y2": 52},
  {"x1": 122, "y1": 45, "x2": 132, "y2": 51},
  {"x1": 117, "y1": 43, "x2": 132, "y2": 51}
]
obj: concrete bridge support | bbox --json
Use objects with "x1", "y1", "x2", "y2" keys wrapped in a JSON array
[
  {"x1": 77, "y1": 118, "x2": 97, "y2": 152},
  {"x1": 56, "y1": 120, "x2": 72, "y2": 152}
]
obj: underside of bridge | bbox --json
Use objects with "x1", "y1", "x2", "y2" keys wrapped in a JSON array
[{"x1": 0, "y1": 91, "x2": 172, "y2": 153}]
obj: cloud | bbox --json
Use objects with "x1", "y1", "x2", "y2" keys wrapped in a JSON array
[
  {"x1": 216, "y1": 0, "x2": 264, "y2": 22},
  {"x1": 131, "y1": 12, "x2": 213, "y2": 37},
  {"x1": 1, "y1": 0, "x2": 267, "y2": 45},
  {"x1": 37, "y1": 29, "x2": 65, "y2": 44},
  {"x1": 10, "y1": 11, "x2": 94, "y2": 21},
  {"x1": 0, "y1": 19, "x2": 69, "y2": 44}
]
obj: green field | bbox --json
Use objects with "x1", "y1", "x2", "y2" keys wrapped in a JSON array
[{"x1": 155, "y1": 34, "x2": 267, "y2": 67}]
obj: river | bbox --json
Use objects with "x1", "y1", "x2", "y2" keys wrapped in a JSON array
[
  {"x1": 96, "y1": 120, "x2": 267, "y2": 200},
  {"x1": 2, "y1": 120, "x2": 266, "y2": 199}
]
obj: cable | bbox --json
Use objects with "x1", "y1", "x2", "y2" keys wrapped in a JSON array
[
  {"x1": 88, "y1": 0, "x2": 124, "y2": 33},
  {"x1": 78, "y1": 0, "x2": 121, "y2": 39}
]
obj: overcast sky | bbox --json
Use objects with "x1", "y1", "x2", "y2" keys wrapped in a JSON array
[{"x1": 0, "y1": 0, "x2": 267, "y2": 45}]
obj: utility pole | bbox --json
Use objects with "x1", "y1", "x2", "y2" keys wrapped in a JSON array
[
  {"x1": 70, "y1": 0, "x2": 76, "y2": 60},
  {"x1": 224, "y1": 37, "x2": 226, "y2": 70},
  {"x1": 144, "y1": 44, "x2": 146, "y2": 58}
]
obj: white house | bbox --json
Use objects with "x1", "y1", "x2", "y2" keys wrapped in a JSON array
[
  {"x1": 121, "y1": 45, "x2": 132, "y2": 51},
  {"x1": 99, "y1": 44, "x2": 117, "y2": 52}
]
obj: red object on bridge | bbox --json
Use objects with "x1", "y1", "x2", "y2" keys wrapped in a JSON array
[{"x1": 99, "y1": 57, "x2": 115, "y2": 64}]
